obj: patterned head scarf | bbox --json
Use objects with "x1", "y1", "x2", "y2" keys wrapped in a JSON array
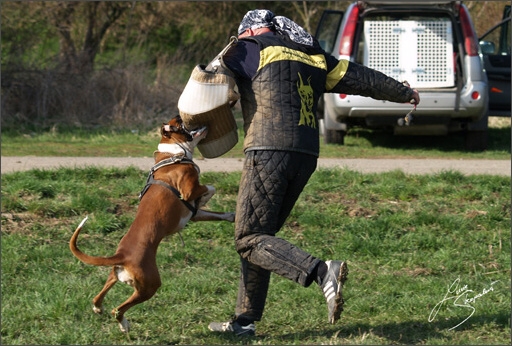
[
  {"x1": 237, "y1": 9, "x2": 314, "y2": 47},
  {"x1": 237, "y1": 9, "x2": 275, "y2": 35}
]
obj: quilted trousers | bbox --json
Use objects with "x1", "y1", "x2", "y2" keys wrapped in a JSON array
[{"x1": 234, "y1": 150, "x2": 321, "y2": 322}]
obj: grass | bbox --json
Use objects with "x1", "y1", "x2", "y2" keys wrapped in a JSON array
[
  {"x1": 1, "y1": 116, "x2": 510, "y2": 159},
  {"x1": 1, "y1": 167, "x2": 510, "y2": 344}
]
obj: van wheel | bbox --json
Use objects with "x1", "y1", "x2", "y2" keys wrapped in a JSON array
[
  {"x1": 465, "y1": 130, "x2": 488, "y2": 151},
  {"x1": 324, "y1": 129, "x2": 346, "y2": 145}
]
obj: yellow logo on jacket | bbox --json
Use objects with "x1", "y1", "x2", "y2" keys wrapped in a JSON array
[{"x1": 297, "y1": 72, "x2": 316, "y2": 128}]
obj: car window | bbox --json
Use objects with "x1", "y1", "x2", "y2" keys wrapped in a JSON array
[
  {"x1": 480, "y1": 18, "x2": 510, "y2": 56},
  {"x1": 315, "y1": 10, "x2": 344, "y2": 54}
]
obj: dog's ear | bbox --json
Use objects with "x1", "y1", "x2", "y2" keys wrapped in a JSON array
[
  {"x1": 161, "y1": 122, "x2": 183, "y2": 139},
  {"x1": 161, "y1": 123, "x2": 172, "y2": 138}
]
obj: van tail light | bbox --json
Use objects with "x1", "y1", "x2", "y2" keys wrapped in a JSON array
[
  {"x1": 471, "y1": 91, "x2": 480, "y2": 100},
  {"x1": 339, "y1": 94, "x2": 348, "y2": 99},
  {"x1": 458, "y1": 4, "x2": 479, "y2": 56},
  {"x1": 339, "y1": 5, "x2": 360, "y2": 56}
]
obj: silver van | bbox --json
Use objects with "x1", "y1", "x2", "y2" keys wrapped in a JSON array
[{"x1": 315, "y1": 1, "x2": 489, "y2": 151}]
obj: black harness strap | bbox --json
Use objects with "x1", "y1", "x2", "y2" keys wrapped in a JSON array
[{"x1": 139, "y1": 155, "x2": 198, "y2": 217}]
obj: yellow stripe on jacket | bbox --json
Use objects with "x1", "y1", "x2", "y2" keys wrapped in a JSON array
[
  {"x1": 258, "y1": 46, "x2": 327, "y2": 71},
  {"x1": 325, "y1": 60, "x2": 349, "y2": 91}
]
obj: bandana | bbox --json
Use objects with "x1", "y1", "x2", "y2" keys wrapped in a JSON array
[
  {"x1": 237, "y1": 9, "x2": 314, "y2": 47},
  {"x1": 237, "y1": 9, "x2": 275, "y2": 35},
  {"x1": 272, "y1": 16, "x2": 313, "y2": 46}
]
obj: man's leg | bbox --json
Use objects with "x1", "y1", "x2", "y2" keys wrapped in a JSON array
[
  {"x1": 234, "y1": 151, "x2": 319, "y2": 317},
  {"x1": 235, "y1": 257, "x2": 271, "y2": 323},
  {"x1": 209, "y1": 151, "x2": 347, "y2": 334}
]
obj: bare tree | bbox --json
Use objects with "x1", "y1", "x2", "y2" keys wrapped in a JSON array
[{"x1": 49, "y1": 2, "x2": 130, "y2": 74}]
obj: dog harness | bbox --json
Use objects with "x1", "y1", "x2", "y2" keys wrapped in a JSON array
[{"x1": 139, "y1": 155, "x2": 199, "y2": 217}]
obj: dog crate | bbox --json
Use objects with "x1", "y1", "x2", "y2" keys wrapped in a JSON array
[{"x1": 363, "y1": 19, "x2": 454, "y2": 88}]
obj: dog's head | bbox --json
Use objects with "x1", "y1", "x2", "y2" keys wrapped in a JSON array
[
  {"x1": 160, "y1": 115, "x2": 208, "y2": 146},
  {"x1": 156, "y1": 115, "x2": 208, "y2": 160}
]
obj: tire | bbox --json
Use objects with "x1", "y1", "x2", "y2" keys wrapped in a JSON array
[
  {"x1": 324, "y1": 129, "x2": 346, "y2": 145},
  {"x1": 465, "y1": 130, "x2": 488, "y2": 151}
]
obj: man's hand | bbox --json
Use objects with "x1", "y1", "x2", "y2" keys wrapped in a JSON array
[{"x1": 410, "y1": 89, "x2": 420, "y2": 106}]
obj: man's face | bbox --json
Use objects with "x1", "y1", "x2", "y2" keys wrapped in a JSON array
[{"x1": 238, "y1": 29, "x2": 251, "y2": 39}]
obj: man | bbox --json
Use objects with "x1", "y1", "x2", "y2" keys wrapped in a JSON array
[{"x1": 208, "y1": 9, "x2": 420, "y2": 336}]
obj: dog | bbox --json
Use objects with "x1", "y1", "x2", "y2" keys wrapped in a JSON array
[{"x1": 69, "y1": 115, "x2": 235, "y2": 333}]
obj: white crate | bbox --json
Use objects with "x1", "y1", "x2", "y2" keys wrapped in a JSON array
[{"x1": 364, "y1": 20, "x2": 454, "y2": 88}]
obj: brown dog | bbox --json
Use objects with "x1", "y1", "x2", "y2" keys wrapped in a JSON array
[{"x1": 69, "y1": 115, "x2": 235, "y2": 332}]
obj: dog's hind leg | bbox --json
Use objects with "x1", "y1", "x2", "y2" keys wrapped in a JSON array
[
  {"x1": 111, "y1": 286, "x2": 161, "y2": 333},
  {"x1": 112, "y1": 269, "x2": 161, "y2": 333},
  {"x1": 92, "y1": 268, "x2": 118, "y2": 314}
]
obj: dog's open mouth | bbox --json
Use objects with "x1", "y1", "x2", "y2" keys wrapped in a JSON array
[{"x1": 189, "y1": 126, "x2": 208, "y2": 139}]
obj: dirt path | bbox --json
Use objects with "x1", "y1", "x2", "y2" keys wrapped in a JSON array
[{"x1": 1, "y1": 156, "x2": 510, "y2": 176}]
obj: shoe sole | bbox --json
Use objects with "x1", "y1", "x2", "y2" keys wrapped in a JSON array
[
  {"x1": 330, "y1": 261, "x2": 349, "y2": 324},
  {"x1": 208, "y1": 322, "x2": 255, "y2": 337}
]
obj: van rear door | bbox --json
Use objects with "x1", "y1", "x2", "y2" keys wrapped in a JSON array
[
  {"x1": 479, "y1": 5, "x2": 511, "y2": 116},
  {"x1": 314, "y1": 10, "x2": 344, "y2": 54}
]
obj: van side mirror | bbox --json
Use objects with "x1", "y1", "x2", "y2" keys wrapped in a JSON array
[{"x1": 479, "y1": 40, "x2": 496, "y2": 54}]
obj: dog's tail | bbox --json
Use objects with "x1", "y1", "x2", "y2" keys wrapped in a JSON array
[{"x1": 69, "y1": 217, "x2": 124, "y2": 266}]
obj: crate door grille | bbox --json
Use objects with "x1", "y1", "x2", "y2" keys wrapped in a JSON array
[{"x1": 364, "y1": 20, "x2": 454, "y2": 88}]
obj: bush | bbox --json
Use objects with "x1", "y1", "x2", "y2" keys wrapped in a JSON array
[{"x1": 1, "y1": 63, "x2": 186, "y2": 132}]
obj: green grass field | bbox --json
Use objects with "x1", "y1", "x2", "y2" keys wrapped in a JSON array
[
  {"x1": 1, "y1": 116, "x2": 510, "y2": 159},
  {"x1": 1, "y1": 167, "x2": 510, "y2": 344}
]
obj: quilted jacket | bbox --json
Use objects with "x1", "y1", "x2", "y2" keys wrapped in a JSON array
[{"x1": 227, "y1": 33, "x2": 414, "y2": 157}]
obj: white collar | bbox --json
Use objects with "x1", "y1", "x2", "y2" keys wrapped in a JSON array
[{"x1": 157, "y1": 143, "x2": 193, "y2": 160}]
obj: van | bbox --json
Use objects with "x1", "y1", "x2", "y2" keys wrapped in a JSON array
[{"x1": 315, "y1": 1, "x2": 489, "y2": 150}]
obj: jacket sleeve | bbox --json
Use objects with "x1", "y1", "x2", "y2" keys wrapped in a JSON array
[{"x1": 325, "y1": 58, "x2": 414, "y2": 104}]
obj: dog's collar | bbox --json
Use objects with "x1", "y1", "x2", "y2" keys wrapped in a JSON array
[
  {"x1": 151, "y1": 153, "x2": 200, "y2": 175},
  {"x1": 152, "y1": 154, "x2": 188, "y2": 172}
]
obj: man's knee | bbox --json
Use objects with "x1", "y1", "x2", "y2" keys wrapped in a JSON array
[{"x1": 235, "y1": 233, "x2": 258, "y2": 258}]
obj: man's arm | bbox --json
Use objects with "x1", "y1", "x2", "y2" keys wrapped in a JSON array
[{"x1": 325, "y1": 58, "x2": 419, "y2": 105}]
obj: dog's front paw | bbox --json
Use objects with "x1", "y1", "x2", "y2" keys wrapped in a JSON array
[
  {"x1": 93, "y1": 305, "x2": 103, "y2": 314},
  {"x1": 226, "y1": 212, "x2": 235, "y2": 223},
  {"x1": 197, "y1": 185, "x2": 216, "y2": 208}
]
